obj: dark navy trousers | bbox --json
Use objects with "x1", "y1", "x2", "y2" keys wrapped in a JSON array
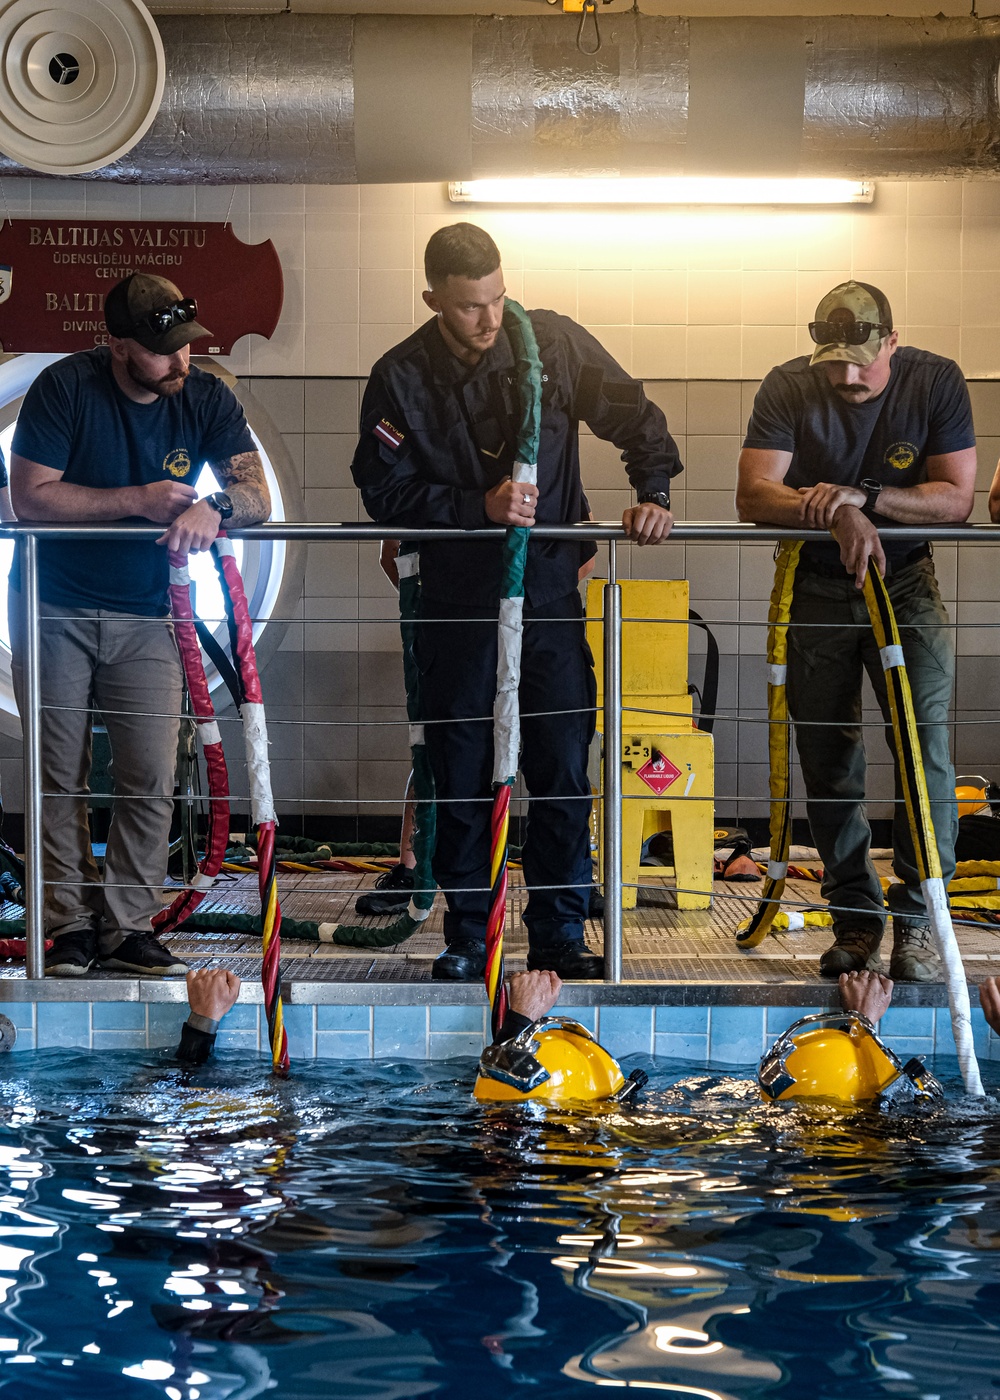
[{"x1": 415, "y1": 591, "x2": 597, "y2": 950}]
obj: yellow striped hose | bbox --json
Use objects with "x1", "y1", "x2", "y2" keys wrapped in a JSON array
[
  {"x1": 739, "y1": 540, "x2": 984, "y2": 1097},
  {"x1": 862, "y1": 563, "x2": 982, "y2": 1095},
  {"x1": 735, "y1": 540, "x2": 801, "y2": 949}
]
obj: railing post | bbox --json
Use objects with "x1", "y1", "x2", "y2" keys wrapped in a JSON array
[
  {"x1": 22, "y1": 533, "x2": 44, "y2": 980},
  {"x1": 602, "y1": 541, "x2": 623, "y2": 984}
]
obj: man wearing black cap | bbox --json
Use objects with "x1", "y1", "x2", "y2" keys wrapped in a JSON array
[
  {"x1": 8, "y1": 272, "x2": 270, "y2": 978},
  {"x1": 736, "y1": 280, "x2": 976, "y2": 983}
]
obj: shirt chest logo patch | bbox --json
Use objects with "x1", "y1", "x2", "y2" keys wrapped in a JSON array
[
  {"x1": 163, "y1": 448, "x2": 192, "y2": 479},
  {"x1": 884, "y1": 440, "x2": 918, "y2": 472},
  {"x1": 374, "y1": 419, "x2": 404, "y2": 450}
]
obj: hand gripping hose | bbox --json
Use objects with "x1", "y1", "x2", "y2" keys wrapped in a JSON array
[
  {"x1": 735, "y1": 540, "x2": 801, "y2": 949},
  {"x1": 739, "y1": 541, "x2": 984, "y2": 1097},
  {"x1": 485, "y1": 299, "x2": 543, "y2": 1040}
]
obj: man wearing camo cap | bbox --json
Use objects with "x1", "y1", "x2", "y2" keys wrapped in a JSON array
[
  {"x1": 9, "y1": 272, "x2": 270, "y2": 979},
  {"x1": 736, "y1": 279, "x2": 976, "y2": 983}
]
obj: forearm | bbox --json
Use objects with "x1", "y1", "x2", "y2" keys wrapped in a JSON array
[
  {"x1": 12, "y1": 478, "x2": 143, "y2": 522},
  {"x1": 596, "y1": 410, "x2": 681, "y2": 497},
  {"x1": 494, "y1": 1010, "x2": 533, "y2": 1045},
  {"x1": 875, "y1": 481, "x2": 973, "y2": 525},
  {"x1": 736, "y1": 478, "x2": 807, "y2": 527},
  {"x1": 360, "y1": 476, "x2": 487, "y2": 531},
  {"x1": 225, "y1": 482, "x2": 270, "y2": 528},
  {"x1": 211, "y1": 451, "x2": 270, "y2": 527},
  {"x1": 175, "y1": 1016, "x2": 218, "y2": 1066}
]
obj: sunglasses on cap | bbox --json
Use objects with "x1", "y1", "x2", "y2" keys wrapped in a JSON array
[
  {"x1": 135, "y1": 297, "x2": 199, "y2": 337},
  {"x1": 808, "y1": 319, "x2": 891, "y2": 347}
]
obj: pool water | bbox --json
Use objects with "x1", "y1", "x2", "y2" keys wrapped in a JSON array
[{"x1": 1, "y1": 1049, "x2": 1000, "y2": 1399}]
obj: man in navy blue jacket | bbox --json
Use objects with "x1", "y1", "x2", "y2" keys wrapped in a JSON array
[{"x1": 352, "y1": 223, "x2": 682, "y2": 982}]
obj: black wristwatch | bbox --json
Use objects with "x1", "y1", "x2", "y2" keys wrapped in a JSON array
[
  {"x1": 859, "y1": 478, "x2": 883, "y2": 514},
  {"x1": 637, "y1": 491, "x2": 671, "y2": 510},
  {"x1": 205, "y1": 491, "x2": 234, "y2": 521}
]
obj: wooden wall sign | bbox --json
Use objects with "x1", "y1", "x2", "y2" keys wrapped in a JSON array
[{"x1": 0, "y1": 220, "x2": 283, "y2": 354}]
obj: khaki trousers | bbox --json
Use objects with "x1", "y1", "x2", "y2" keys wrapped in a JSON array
[{"x1": 10, "y1": 591, "x2": 182, "y2": 951}]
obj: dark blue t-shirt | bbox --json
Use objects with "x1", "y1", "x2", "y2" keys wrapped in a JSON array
[
  {"x1": 12, "y1": 348, "x2": 254, "y2": 615},
  {"x1": 743, "y1": 345, "x2": 976, "y2": 565}
]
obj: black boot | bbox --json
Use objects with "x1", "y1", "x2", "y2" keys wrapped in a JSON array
[
  {"x1": 432, "y1": 940, "x2": 487, "y2": 981},
  {"x1": 354, "y1": 863, "x2": 415, "y2": 916},
  {"x1": 527, "y1": 941, "x2": 604, "y2": 980}
]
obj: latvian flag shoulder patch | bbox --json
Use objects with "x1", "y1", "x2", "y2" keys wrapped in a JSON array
[{"x1": 374, "y1": 418, "x2": 405, "y2": 450}]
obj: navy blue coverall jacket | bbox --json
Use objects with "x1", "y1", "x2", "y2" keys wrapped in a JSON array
[{"x1": 351, "y1": 310, "x2": 684, "y2": 949}]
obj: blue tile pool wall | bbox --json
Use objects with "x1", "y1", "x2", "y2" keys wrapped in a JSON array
[{"x1": 5, "y1": 1002, "x2": 996, "y2": 1062}]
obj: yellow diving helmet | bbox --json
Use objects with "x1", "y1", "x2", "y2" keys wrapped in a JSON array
[
  {"x1": 758, "y1": 1011, "x2": 943, "y2": 1110},
  {"x1": 955, "y1": 774, "x2": 1000, "y2": 819},
  {"x1": 474, "y1": 1017, "x2": 646, "y2": 1105}
]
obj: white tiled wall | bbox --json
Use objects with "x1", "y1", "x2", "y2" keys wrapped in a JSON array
[{"x1": 5, "y1": 177, "x2": 1000, "y2": 377}]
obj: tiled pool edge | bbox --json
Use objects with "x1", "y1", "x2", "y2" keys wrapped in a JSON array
[{"x1": 1, "y1": 992, "x2": 996, "y2": 1063}]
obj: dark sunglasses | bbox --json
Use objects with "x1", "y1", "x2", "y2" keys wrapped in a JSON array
[
  {"x1": 808, "y1": 319, "x2": 891, "y2": 346},
  {"x1": 137, "y1": 297, "x2": 199, "y2": 336}
]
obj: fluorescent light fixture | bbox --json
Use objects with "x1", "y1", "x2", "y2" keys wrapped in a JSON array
[{"x1": 449, "y1": 178, "x2": 874, "y2": 206}]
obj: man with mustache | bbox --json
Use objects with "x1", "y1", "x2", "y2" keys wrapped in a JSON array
[
  {"x1": 9, "y1": 273, "x2": 270, "y2": 978},
  {"x1": 736, "y1": 281, "x2": 976, "y2": 983}
]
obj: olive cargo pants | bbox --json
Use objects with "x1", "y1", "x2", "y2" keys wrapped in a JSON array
[{"x1": 786, "y1": 557, "x2": 957, "y2": 934}]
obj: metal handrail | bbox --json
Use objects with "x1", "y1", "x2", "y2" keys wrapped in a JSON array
[
  {"x1": 16, "y1": 519, "x2": 1000, "y2": 984},
  {"x1": 4, "y1": 519, "x2": 1000, "y2": 541}
]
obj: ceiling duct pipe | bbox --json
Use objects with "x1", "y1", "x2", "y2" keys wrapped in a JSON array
[{"x1": 1, "y1": 13, "x2": 998, "y2": 182}]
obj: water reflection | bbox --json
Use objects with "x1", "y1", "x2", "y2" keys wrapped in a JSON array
[{"x1": 0, "y1": 1052, "x2": 997, "y2": 1396}]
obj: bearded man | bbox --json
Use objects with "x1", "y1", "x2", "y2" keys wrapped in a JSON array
[{"x1": 10, "y1": 273, "x2": 270, "y2": 978}]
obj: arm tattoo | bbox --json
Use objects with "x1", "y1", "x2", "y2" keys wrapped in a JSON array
[{"x1": 209, "y1": 450, "x2": 271, "y2": 527}]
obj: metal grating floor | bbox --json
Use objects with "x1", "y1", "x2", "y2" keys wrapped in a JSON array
[{"x1": 4, "y1": 863, "x2": 998, "y2": 1005}]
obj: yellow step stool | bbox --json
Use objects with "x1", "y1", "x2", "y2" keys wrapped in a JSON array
[{"x1": 587, "y1": 579, "x2": 715, "y2": 911}]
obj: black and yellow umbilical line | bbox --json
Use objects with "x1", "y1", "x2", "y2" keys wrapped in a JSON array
[
  {"x1": 740, "y1": 538, "x2": 984, "y2": 1097},
  {"x1": 735, "y1": 539, "x2": 801, "y2": 950}
]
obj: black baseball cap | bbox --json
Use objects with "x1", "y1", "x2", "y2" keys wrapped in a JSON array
[{"x1": 103, "y1": 273, "x2": 211, "y2": 354}]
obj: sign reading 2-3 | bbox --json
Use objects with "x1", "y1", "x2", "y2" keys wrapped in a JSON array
[{"x1": 0, "y1": 220, "x2": 283, "y2": 354}]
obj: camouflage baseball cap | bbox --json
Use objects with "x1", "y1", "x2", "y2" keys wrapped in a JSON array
[
  {"x1": 808, "y1": 280, "x2": 893, "y2": 368},
  {"x1": 104, "y1": 273, "x2": 211, "y2": 355}
]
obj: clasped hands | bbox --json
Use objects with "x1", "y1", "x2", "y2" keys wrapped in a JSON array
[
  {"x1": 131, "y1": 479, "x2": 222, "y2": 554},
  {"x1": 796, "y1": 481, "x2": 884, "y2": 588}
]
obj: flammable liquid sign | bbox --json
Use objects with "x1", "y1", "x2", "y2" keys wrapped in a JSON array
[{"x1": 0, "y1": 220, "x2": 283, "y2": 355}]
